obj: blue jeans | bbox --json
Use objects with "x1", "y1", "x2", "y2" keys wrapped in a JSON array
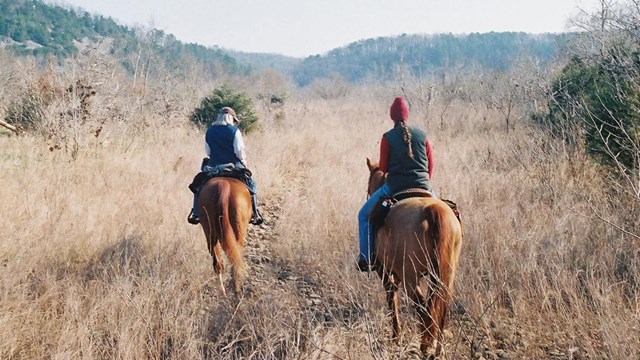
[{"x1": 358, "y1": 183, "x2": 391, "y2": 263}]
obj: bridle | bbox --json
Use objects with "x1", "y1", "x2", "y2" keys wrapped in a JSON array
[{"x1": 367, "y1": 166, "x2": 384, "y2": 199}]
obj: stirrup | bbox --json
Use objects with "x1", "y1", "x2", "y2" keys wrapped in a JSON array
[
  {"x1": 187, "y1": 210, "x2": 200, "y2": 225},
  {"x1": 250, "y1": 212, "x2": 264, "y2": 225}
]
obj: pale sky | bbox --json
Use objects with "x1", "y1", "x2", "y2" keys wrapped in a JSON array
[{"x1": 54, "y1": 0, "x2": 601, "y2": 58}]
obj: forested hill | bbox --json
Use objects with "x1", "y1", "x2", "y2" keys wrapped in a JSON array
[
  {"x1": 292, "y1": 32, "x2": 573, "y2": 86},
  {"x1": 0, "y1": 0, "x2": 573, "y2": 86},
  {"x1": 0, "y1": 0, "x2": 242, "y2": 74},
  {"x1": 226, "y1": 50, "x2": 302, "y2": 77}
]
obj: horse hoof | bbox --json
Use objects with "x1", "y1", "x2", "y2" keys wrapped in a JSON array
[{"x1": 421, "y1": 346, "x2": 439, "y2": 360}]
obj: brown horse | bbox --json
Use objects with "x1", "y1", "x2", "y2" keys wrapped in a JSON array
[
  {"x1": 198, "y1": 177, "x2": 252, "y2": 295},
  {"x1": 366, "y1": 158, "x2": 462, "y2": 358}
]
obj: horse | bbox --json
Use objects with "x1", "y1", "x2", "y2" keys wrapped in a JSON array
[
  {"x1": 366, "y1": 158, "x2": 462, "y2": 359},
  {"x1": 198, "y1": 176, "x2": 252, "y2": 295}
]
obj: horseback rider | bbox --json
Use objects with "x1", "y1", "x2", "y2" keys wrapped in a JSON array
[
  {"x1": 188, "y1": 106, "x2": 264, "y2": 226},
  {"x1": 356, "y1": 96, "x2": 434, "y2": 271}
]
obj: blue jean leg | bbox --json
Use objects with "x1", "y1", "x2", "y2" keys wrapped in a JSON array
[
  {"x1": 246, "y1": 177, "x2": 257, "y2": 195},
  {"x1": 190, "y1": 160, "x2": 208, "y2": 218},
  {"x1": 358, "y1": 184, "x2": 391, "y2": 263}
]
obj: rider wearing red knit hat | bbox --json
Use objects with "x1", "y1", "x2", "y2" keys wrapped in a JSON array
[{"x1": 356, "y1": 96, "x2": 434, "y2": 271}]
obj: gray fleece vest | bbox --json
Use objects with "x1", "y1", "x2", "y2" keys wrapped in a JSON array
[{"x1": 383, "y1": 124, "x2": 432, "y2": 194}]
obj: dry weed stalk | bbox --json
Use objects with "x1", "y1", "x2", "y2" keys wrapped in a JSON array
[{"x1": 0, "y1": 49, "x2": 638, "y2": 359}]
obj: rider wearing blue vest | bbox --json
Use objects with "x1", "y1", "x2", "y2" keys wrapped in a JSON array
[
  {"x1": 356, "y1": 96, "x2": 434, "y2": 271},
  {"x1": 188, "y1": 107, "x2": 264, "y2": 225}
]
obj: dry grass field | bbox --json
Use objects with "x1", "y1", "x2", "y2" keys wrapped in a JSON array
[{"x1": 1, "y1": 55, "x2": 639, "y2": 359}]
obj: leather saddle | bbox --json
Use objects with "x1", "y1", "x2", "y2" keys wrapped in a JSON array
[
  {"x1": 369, "y1": 188, "x2": 433, "y2": 228},
  {"x1": 188, "y1": 167, "x2": 251, "y2": 194}
]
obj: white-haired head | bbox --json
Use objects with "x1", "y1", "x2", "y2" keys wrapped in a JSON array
[{"x1": 211, "y1": 107, "x2": 239, "y2": 126}]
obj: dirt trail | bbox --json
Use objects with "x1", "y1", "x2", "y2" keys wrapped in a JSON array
[{"x1": 242, "y1": 197, "x2": 334, "y2": 321}]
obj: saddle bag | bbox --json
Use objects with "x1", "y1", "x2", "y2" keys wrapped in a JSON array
[
  {"x1": 369, "y1": 197, "x2": 396, "y2": 228},
  {"x1": 189, "y1": 172, "x2": 210, "y2": 194},
  {"x1": 369, "y1": 192, "x2": 461, "y2": 230},
  {"x1": 369, "y1": 188, "x2": 434, "y2": 228},
  {"x1": 188, "y1": 165, "x2": 253, "y2": 195}
]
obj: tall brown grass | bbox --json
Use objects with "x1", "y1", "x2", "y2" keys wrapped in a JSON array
[{"x1": 0, "y1": 51, "x2": 638, "y2": 359}]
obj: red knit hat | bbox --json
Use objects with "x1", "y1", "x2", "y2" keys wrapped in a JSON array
[{"x1": 389, "y1": 96, "x2": 409, "y2": 121}]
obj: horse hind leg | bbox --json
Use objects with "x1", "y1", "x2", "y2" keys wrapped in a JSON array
[
  {"x1": 230, "y1": 240, "x2": 247, "y2": 295},
  {"x1": 233, "y1": 229, "x2": 249, "y2": 296},
  {"x1": 217, "y1": 272, "x2": 226, "y2": 297},
  {"x1": 416, "y1": 275, "x2": 452, "y2": 359},
  {"x1": 232, "y1": 265, "x2": 245, "y2": 295},
  {"x1": 211, "y1": 243, "x2": 224, "y2": 274},
  {"x1": 379, "y1": 269, "x2": 401, "y2": 342},
  {"x1": 219, "y1": 234, "x2": 246, "y2": 296},
  {"x1": 410, "y1": 282, "x2": 440, "y2": 358},
  {"x1": 432, "y1": 280, "x2": 453, "y2": 358},
  {"x1": 202, "y1": 208, "x2": 226, "y2": 293},
  {"x1": 211, "y1": 244, "x2": 227, "y2": 296}
]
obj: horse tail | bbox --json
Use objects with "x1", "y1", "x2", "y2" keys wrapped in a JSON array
[
  {"x1": 217, "y1": 181, "x2": 245, "y2": 275},
  {"x1": 424, "y1": 203, "x2": 460, "y2": 334}
]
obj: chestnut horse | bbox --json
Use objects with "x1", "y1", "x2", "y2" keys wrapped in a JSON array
[
  {"x1": 366, "y1": 158, "x2": 462, "y2": 358},
  {"x1": 198, "y1": 177, "x2": 252, "y2": 295}
]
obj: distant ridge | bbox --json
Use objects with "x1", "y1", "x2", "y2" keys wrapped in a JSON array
[
  {"x1": 0, "y1": 1, "x2": 573, "y2": 85},
  {"x1": 291, "y1": 32, "x2": 574, "y2": 86}
]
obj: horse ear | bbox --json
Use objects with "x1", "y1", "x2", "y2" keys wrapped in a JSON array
[{"x1": 366, "y1": 157, "x2": 373, "y2": 171}]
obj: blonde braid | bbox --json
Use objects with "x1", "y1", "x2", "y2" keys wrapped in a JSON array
[{"x1": 398, "y1": 120, "x2": 413, "y2": 158}]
